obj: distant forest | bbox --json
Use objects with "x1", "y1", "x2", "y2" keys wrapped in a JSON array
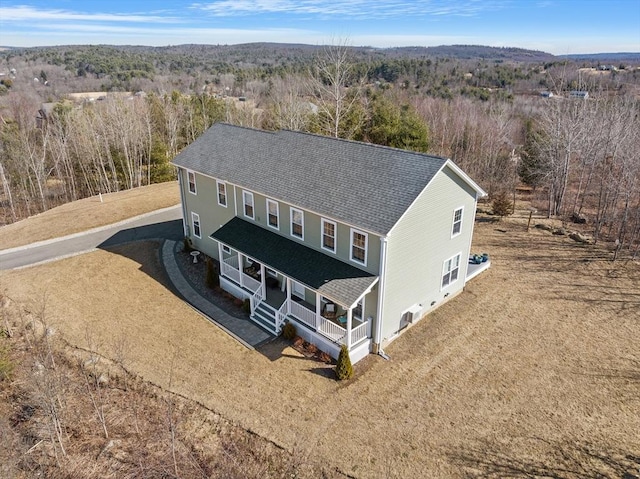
[{"x1": 0, "y1": 43, "x2": 639, "y2": 256}]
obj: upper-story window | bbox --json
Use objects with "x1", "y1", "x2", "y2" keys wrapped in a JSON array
[
  {"x1": 321, "y1": 218, "x2": 336, "y2": 253},
  {"x1": 442, "y1": 253, "x2": 461, "y2": 289},
  {"x1": 290, "y1": 207, "x2": 304, "y2": 240},
  {"x1": 191, "y1": 212, "x2": 201, "y2": 238},
  {"x1": 266, "y1": 199, "x2": 279, "y2": 230},
  {"x1": 243, "y1": 190, "x2": 254, "y2": 219},
  {"x1": 452, "y1": 207, "x2": 463, "y2": 237},
  {"x1": 350, "y1": 228, "x2": 368, "y2": 265},
  {"x1": 217, "y1": 180, "x2": 227, "y2": 207},
  {"x1": 187, "y1": 170, "x2": 196, "y2": 194}
]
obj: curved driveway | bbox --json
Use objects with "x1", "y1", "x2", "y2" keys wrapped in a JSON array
[{"x1": 0, "y1": 205, "x2": 183, "y2": 270}]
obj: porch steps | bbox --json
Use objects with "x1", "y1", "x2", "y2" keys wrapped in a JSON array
[{"x1": 250, "y1": 302, "x2": 279, "y2": 335}]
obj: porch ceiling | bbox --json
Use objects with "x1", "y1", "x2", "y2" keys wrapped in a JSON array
[{"x1": 211, "y1": 217, "x2": 378, "y2": 307}]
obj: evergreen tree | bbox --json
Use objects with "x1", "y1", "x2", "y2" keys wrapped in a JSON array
[{"x1": 335, "y1": 345, "x2": 353, "y2": 380}]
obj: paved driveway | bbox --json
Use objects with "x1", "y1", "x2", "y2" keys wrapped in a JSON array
[{"x1": 0, "y1": 206, "x2": 183, "y2": 270}]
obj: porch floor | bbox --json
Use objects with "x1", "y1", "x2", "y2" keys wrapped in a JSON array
[
  {"x1": 467, "y1": 258, "x2": 491, "y2": 281},
  {"x1": 264, "y1": 286, "x2": 286, "y2": 309}
]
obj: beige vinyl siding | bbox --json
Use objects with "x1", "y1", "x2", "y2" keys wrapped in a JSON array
[
  {"x1": 179, "y1": 168, "x2": 236, "y2": 259},
  {"x1": 380, "y1": 166, "x2": 478, "y2": 342},
  {"x1": 232, "y1": 188, "x2": 381, "y2": 276}
]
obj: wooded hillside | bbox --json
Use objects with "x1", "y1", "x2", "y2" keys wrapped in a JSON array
[{"x1": 0, "y1": 43, "x2": 638, "y2": 257}]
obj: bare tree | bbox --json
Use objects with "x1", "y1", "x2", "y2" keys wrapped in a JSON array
[{"x1": 307, "y1": 40, "x2": 364, "y2": 139}]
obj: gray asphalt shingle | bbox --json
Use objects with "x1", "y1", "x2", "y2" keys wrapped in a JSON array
[{"x1": 172, "y1": 123, "x2": 447, "y2": 235}]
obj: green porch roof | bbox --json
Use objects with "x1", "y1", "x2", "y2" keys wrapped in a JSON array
[{"x1": 211, "y1": 217, "x2": 378, "y2": 307}]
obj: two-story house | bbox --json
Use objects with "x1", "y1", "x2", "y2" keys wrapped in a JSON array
[{"x1": 172, "y1": 123, "x2": 488, "y2": 363}]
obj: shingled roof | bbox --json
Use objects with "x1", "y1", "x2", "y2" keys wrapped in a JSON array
[
  {"x1": 172, "y1": 123, "x2": 449, "y2": 235},
  {"x1": 212, "y1": 217, "x2": 377, "y2": 307}
]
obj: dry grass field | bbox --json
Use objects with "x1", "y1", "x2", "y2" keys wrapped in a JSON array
[
  {"x1": 0, "y1": 181, "x2": 180, "y2": 250},
  {"x1": 1, "y1": 198, "x2": 639, "y2": 477}
]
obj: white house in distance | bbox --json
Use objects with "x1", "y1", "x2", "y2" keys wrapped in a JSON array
[{"x1": 172, "y1": 123, "x2": 489, "y2": 363}]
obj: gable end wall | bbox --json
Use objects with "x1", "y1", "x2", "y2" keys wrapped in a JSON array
[{"x1": 380, "y1": 166, "x2": 478, "y2": 343}]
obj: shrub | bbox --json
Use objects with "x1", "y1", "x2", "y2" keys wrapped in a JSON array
[
  {"x1": 282, "y1": 322, "x2": 296, "y2": 340},
  {"x1": 242, "y1": 298, "x2": 251, "y2": 315},
  {"x1": 492, "y1": 191, "x2": 513, "y2": 218},
  {"x1": 335, "y1": 345, "x2": 353, "y2": 380},
  {"x1": 183, "y1": 237, "x2": 193, "y2": 253},
  {"x1": 206, "y1": 258, "x2": 218, "y2": 289}
]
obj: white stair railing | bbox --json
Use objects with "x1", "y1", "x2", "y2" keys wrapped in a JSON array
[{"x1": 250, "y1": 284, "x2": 264, "y2": 313}]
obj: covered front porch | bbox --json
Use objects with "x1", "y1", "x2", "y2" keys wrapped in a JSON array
[{"x1": 211, "y1": 218, "x2": 378, "y2": 361}]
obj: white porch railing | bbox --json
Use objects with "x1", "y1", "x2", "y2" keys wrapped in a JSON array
[
  {"x1": 221, "y1": 257, "x2": 241, "y2": 284},
  {"x1": 250, "y1": 284, "x2": 264, "y2": 313},
  {"x1": 317, "y1": 317, "x2": 347, "y2": 344},
  {"x1": 241, "y1": 273, "x2": 261, "y2": 293},
  {"x1": 350, "y1": 321, "x2": 369, "y2": 344},
  {"x1": 290, "y1": 301, "x2": 316, "y2": 329},
  {"x1": 223, "y1": 255, "x2": 239, "y2": 269},
  {"x1": 276, "y1": 301, "x2": 288, "y2": 332},
  {"x1": 286, "y1": 299, "x2": 370, "y2": 347}
]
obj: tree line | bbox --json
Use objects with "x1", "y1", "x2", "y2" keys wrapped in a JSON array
[{"x1": 0, "y1": 44, "x2": 638, "y2": 257}]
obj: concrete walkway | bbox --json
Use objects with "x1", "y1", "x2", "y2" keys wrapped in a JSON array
[{"x1": 161, "y1": 240, "x2": 273, "y2": 348}]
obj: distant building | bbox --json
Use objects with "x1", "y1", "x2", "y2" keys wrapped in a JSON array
[{"x1": 569, "y1": 90, "x2": 589, "y2": 99}]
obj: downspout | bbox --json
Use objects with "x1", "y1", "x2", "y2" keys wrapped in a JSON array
[
  {"x1": 374, "y1": 236, "x2": 389, "y2": 358},
  {"x1": 464, "y1": 192, "x2": 481, "y2": 286}
]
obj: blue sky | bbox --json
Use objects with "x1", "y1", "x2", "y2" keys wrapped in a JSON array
[{"x1": 0, "y1": 1, "x2": 638, "y2": 54}]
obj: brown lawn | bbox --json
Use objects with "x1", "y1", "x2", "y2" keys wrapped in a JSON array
[
  {"x1": 0, "y1": 181, "x2": 180, "y2": 250},
  {"x1": 1, "y1": 209, "x2": 639, "y2": 477}
]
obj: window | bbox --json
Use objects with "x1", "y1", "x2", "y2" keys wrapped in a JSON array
[
  {"x1": 191, "y1": 212, "x2": 201, "y2": 238},
  {"x1": 292, "y1": 281, "x2": 305, "y2": 299},
  {"x1": 350, "y1": 228, "x2": 368, "y2": 265},
  {"x1": 290, "y1": 207, "x2": 304, "y2": 240},
  {"x1": 266, "y1": 199, "x2": 279, "y2": 229},
  {"x1": 452, "y1": 207, "x2": 463, "y2": 236},
  {"x1": 187, "y1": 170, "x2": 196, "y2": 194},
  {"x1": 321, "y1": 218, "x2": 336, "y2": 253},
  {"x1": 442, "y1": 253, "x2": 461, "y2": 288},
  {"x1": 217, "y1": 180, "x2": 227, "y2": 207},
  {"x1": 266, "y1": 268, "x2": 278, "y2": 278},
  {"x1": 221, "y1": 244, "x2": 231, "y2": 254},
  {"x1": 243, "y1": 190, "x2": 254, "y2": 219}
]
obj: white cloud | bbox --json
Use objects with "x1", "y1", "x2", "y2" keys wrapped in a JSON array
[
  {"x1": 0, "y1": 5, "x2": 180, "y2": 23},
  {"x1": 189, "y1": 0, "x2": 508, "y2": 18}
]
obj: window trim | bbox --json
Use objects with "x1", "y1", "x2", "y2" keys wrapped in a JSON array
[
  {"x1": 216, "y1": 180, "x2": 227, "y2": 207},
  {"x1": 187, "y1": 170, "x2": 197, "y2": 195},
  {"x1": 451, "y1": 206, "x2": 464, "y2": 237},
  {"x1": 290, "y1": 207, "x2": 304, "y2": 240},
  {"x1": 350, "y1": 228, "x2": 368, "y2": 266},
  {"x1": 441, "y1": 252, "x2": 461, "y2": 290},
  {"x1": 266, "y1": 198, "x2": 280, "y2": 230},
  {"x1": 242, "y1": 190, "x2": 254, "y2": 220},
  {"x1": 191, "y1": 212, "x2": 201, "y2": 239},
  {"x1": 321, "y1": 218, "x2": 337, "y2": 254}
]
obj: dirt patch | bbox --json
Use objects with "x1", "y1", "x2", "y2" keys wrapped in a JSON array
[
  {"x1": 1, "y1": 217, "x2": 639, "y2": 477},
  {"x1": 0, "y1": 182, "x2": 180, "y2": 250}
]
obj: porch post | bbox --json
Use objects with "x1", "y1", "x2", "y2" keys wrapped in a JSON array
[
  {"x1": 315, "y1": 291, "x2": 321, "y2": 329},
  {"x1": 286, "y1": 277, "x2": 292, "y2": 315},
  {"x1": 259, "y1": 263, "x2": 266, "y2": 300},
  {"x1": 238, "y1": 253, "x2": 245, "y2": 288},
  {"x1": 346, "y1": 307, "x2": 353, "y2": 349},
  {"x1": 217, "y1": 241, "x2": 223, "y2": 265}
]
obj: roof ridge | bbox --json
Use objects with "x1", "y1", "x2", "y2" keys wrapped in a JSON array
[
  {"x1": 277, "y1": 127, "x2": 448, "y2": 161},
  {"x1": 215, "y1": 121, "x2": 447, "y2": 162}
]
